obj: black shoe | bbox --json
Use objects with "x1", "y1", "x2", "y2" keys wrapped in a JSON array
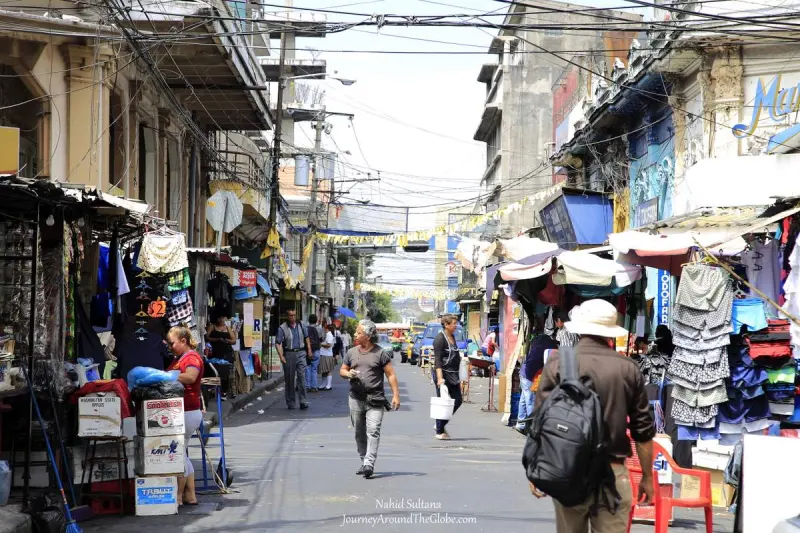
[
  {"x1": 300, "y1": 403, "x2": 309, "y2": 410},
  {"x1": 356, "y1": 466, "x2": 366, "y2": 476},
  {"x1": 287, "y1": 405, "x2": 295, "y2": 409},
  {"x1": 363, "y1": 466, "x2": 374, "y2": 479}
]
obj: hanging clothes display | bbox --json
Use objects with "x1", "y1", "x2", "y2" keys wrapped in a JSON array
[
  {"x1": 135, "y1": 232, "x2": 189, "y2": 274},
  {"x1": 740, "y1": 239, "x2": 781, "y2": 306},
  {"x1": 668, "y1": 264, "x2": 734, "y2": 431}
]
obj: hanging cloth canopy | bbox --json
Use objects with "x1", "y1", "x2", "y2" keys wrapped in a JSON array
[
  {"x1": 608, "y1": 231, "x2": 696, "y2": 275},
  {"x1": 552, "y1": 251, "x2": 642, "y2": 288},
  {"x1": 496, "y1": 235, "x2": 560, "y2": 262}
]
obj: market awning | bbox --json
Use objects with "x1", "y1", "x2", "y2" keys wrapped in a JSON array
[
  {"x1": 257, "y1": 274, "x2": 272, "y2": 295},
  {"x1": 485, "y1": 248, "x2": 563, "y2": 303},
  {"x1": 498, "y1": 257, "x2": 554, "y2": 281},
  {"x1": 496, "y1": 236, "x2": 560, "y2": 262},
  {"x1": 608, "y1": 231, "x2": 694, "y2": 274},
  {"x1": 552, "y1": 251, "x2": 642, "y2": 288}
]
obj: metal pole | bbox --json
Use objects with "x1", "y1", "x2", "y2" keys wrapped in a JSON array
[
  {"x1": 187, "y1": 112, "x2": 198, "y2": 247},
  {"x1": 304, "y1": 119, "x2": 323, "y2": 309},
  {"x1": 265, "y1": 30, "x2": 287, "y2": 283},
  {"x1": 344, "y1": 247, "x2": 352, "y2": 309}
]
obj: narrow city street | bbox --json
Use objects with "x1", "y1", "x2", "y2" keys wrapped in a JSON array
[{"x1": 84, "y1": 362, "x2": 734, "y2": 533}]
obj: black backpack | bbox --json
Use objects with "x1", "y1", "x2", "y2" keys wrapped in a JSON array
[
  {"x1": 308, "y1": 325, "x2": 322, "y2": 351},
  {"x1": 333, "y1": 334, "x2": 344, "y2": 357},
  {"x1": 521, "y1": 347, "x2": 620, "y2": 512}
]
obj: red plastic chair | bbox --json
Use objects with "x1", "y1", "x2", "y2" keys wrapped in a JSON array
[{"x1": 625, "y1": 439, "x2": 713, "y2": 533}]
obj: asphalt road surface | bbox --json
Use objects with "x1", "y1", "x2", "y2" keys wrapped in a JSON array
[{"x1": 83, "y1": 361, "x2": 734, "y2": 533}]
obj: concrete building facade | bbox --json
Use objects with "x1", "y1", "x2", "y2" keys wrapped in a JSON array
[{"x1": 473, "y1": 1, "x2": 641, "y2": 238}]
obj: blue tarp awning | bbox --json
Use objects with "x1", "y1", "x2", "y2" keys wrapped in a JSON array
[
  {"x1": 257, "y1": 274, "x2": 272, "y2": 295},
  {"x1": 335, "y1": 307, "x2": 357, "y2": 319}
]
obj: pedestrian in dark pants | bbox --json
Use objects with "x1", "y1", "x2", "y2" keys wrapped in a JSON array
[
  {"x1": 434, "y1": 314, "x2": 463, "y2": 440},
  {"x1": 340, "y1": 319, "x2": 401, "y2": 479},
  {"x1": 276, "y1": 310, "x2": 313, "y2": 409}
]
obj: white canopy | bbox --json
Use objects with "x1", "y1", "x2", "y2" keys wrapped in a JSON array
[
  {"x1": 498, "y1": 257, "x2": 554, "y2": 281},
  {"x1": 608, "y1": 231, "x2": 696, "y2": 256},
  {"x1": 552, "y1": 251, "x2": 642, "y2": 287},
  {"x1": 497, "y1": 236, "x2": 560, "y2": 262}
]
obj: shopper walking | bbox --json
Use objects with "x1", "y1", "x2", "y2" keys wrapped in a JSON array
[
  {"x1": 166, "y1": 324, "x2": 205, "y2": 506},
  {"x1": 530, "y1": 299, "x2": 655, "y2": 531},
  {"x1": 341, "y1": 328, "x2": 352, "y2": 353},
  {"x1": 318, "y1": 321, "x2": 336, "y2": 391},
  {"x1": 206, "y1": 312, "x2": 236, "y2": 401},
  {"x1": 306, "y1": 314, "x2": 323, "y2": 393},
  {"x1": 276, "y1": 310, "x2": 313, "y2": 409},
  {"x1": 434, "y1": 315, "x2": 463, "y2": 440},
  {"x1": 515, "y1": 313, "x2": 557, "y2": 434},
  {"x1": 340, "y1": 319, "x2": 400, "y2": 479}
]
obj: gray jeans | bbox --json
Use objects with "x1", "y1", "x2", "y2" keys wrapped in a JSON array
[
  {"x1": 349, "y1": 397, "x2": 385, "y2": 468},
  {"x1": 283, "y1": 350, "x2": 308, "y2": 407}
]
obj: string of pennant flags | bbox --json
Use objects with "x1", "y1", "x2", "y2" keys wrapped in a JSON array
[
  {"x1": 262, "y1": 185, "x2": 560, "y2": 292},
  {"x1": 357, "y1": 283, "x2": 458, "y2": 300},
  {"x1": 316, "y1": 185, "x2": 562, "y2": 247}
]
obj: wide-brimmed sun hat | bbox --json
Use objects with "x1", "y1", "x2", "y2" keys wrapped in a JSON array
[{"x1": 564, "y1": 299, "x2": 629, "y2": 338}]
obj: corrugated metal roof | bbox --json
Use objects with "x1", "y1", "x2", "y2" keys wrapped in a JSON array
[{"x1": 641, "y1": 205, "x2": 785, "y2": 231}]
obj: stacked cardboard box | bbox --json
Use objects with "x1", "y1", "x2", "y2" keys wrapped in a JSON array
[{"x1": 133, "y1": 397, "x2": 185, "y2": 516}]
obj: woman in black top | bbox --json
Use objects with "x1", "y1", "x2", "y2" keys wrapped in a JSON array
[
  {"x1": 434, "y1": 315, "x2": 463, "y2": 440},
  {"x1": 207, "y1": 312, "x2": 236, "y2": 400}
]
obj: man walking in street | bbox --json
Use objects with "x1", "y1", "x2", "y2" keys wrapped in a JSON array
[
  {"x1": 531, "y1": 299, "x2": 655, "y2": 532},
  {"x1": 340, "y1": 319, "x2": 400, "y2": 479},
  {"x1": 276, "y1": 310, "x2": 313, "y2": 410},
  {"x1": 306, "y1": 314, "x2": 323, "y2": 393}
]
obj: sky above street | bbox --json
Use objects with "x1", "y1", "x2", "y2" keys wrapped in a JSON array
[{"x1": 281, "y1": 0, "x2": 641, "y2": 292}]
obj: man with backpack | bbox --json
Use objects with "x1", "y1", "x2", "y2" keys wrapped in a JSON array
[
  {"x1": 306, "y1": 314, "x2": 324, "y2": 393},
  {"x1": 523, "y1": 299, "x2": 655, "y2": 532}
]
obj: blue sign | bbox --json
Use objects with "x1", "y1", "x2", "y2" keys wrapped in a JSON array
[
  {"x1": 656, "y1": 270, "x2": 672, "y2": 327},
  {"x1": 233, "y1": 286, "x2": 258, "y2": 300}
]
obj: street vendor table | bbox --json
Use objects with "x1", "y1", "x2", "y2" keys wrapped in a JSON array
[{"x1": 469, "y1": 356, "x2": 497, "y2": 412}]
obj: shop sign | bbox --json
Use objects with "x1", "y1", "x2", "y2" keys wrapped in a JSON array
[
  {"x1": 445, "y1": 261, "x2": 458, "y2": 278},
  {"x1": 733, "y1": 75, "x2": 800, "y2": 152},
  {"x1": 236, "y1": 269, "x2": 257, "y2": 287},
  {"x1": 656, "y1": 269, "x2": 672, "y2": 327},
  {"x1": 0, "y1": 127, "x2": 19, "y2": 175},
  {"x1": 635, "y1": 197, "x2": 659, "y2": 228}
]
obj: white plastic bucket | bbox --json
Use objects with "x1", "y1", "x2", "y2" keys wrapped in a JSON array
[{"x1": 430, "y1": 397, "x2": 455, "y2": 420}]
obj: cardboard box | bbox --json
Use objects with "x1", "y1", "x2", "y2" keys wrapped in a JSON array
[
  {"x1": 134, "y1": 435, "x2": 185, "y2": 476},
  {"x1": 136, "y1": 398, "x2": 185, "y2": 437},
  {"x1": 72, "y1": 441, "x2": 135, "y2": 484},
  {"x1": 692, "y1": 449, "x2": 731, "y2": 471},
  {"x1": 680, "y1": 467, "x2": 734, "y2": 508},
  {"x1": 78, "y1": 395, "x2": 122, "y2": 438},
  {"x1": 134, "y1": 476, "x2": 178, "y2": 516}
]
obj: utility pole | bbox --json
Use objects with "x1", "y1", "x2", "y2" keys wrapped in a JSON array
[
  {"x1": 344, "y1": 247, "x2": 352, "y2": 309},
  {"x1": 265, "y1": 30, "x2": 287, "y2": 285},
  {"x1": 304, "y1": 118, "x2": 324, "y2": 314}
]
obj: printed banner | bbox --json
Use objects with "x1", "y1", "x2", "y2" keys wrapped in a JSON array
[{"x1": 656, "y1": 269, "x2": 672, "y2": 327}]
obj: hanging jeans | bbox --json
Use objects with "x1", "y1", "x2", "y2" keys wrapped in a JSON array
[
  {"x1": 349, "y1": 397, "x2": 385, "y2": 468},
  {"x1": 516, "y1": 376, "x2": 535, "y2": 430},
  {"x1": 434, "y1": 381, "x2": 463, "y2": 435},
  {"x1": 306, "y1": 350, "x2": 320, "y2": 390}
]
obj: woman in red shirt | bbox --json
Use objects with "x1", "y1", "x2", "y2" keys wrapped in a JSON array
[{"x1": 167, "y1": 325, "x2": 204, "y2": 506}]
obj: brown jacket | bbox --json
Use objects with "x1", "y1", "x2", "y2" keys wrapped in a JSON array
[{"x1": 534, "y1": 336, "x2": 655, "y2": 458}]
